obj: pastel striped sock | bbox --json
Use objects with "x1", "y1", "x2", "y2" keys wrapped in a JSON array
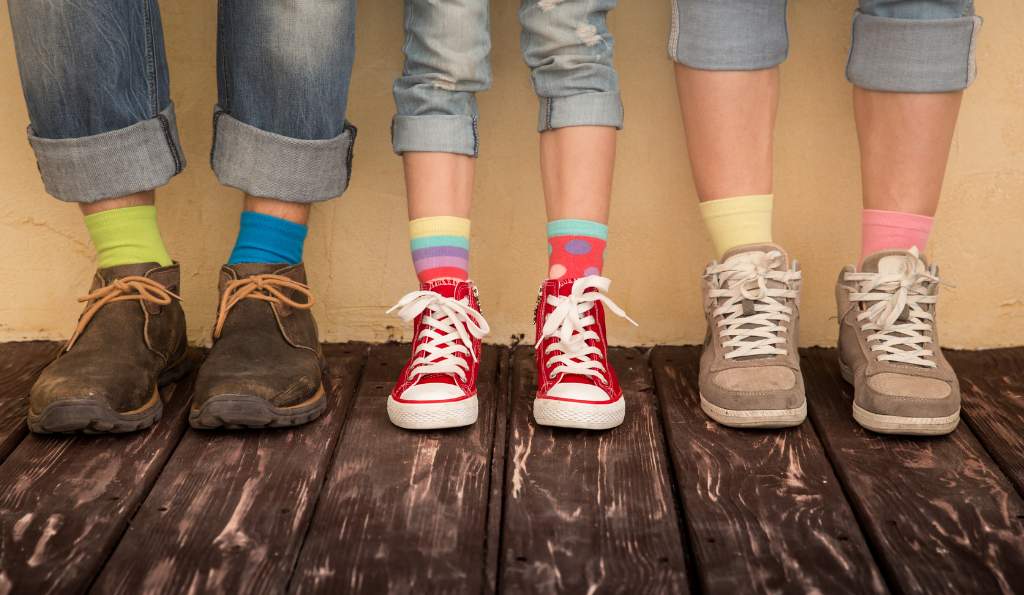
[
  {"x1": 84, "y1": 205, "x2": 172, "y2": 269},
  {"x1": 547, "y1": 219, "x2": 608, "y2": 280},
  {"x1": 698, "y1": 194, "x2": 773, "y2": 258},
  {"x1": 228, "y1": 211, "x2": 308, "y2": 265},
  {"x1": 410, "y1": 216, "x2": 470, "y2": 283},
  {"x1": 861, "y1": 208, "x2": 934, "y2": 263}
]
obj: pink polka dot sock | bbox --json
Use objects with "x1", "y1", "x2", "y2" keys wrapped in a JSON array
[
  {"x1": 860, "y1": 208, "x2": 934, "y2": 265},
  {"x1": 547, "y1": 219, "x2": 608, "y2": 280}
]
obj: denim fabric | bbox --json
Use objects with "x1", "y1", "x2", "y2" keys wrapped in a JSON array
[
  {"x1": 668, "y1": 0, "x2": 981, "y2": 93},
  {"x1": 7, "y1": 0, "x2": 357, "y2": 203},
  {"x1": 392, "y1": 0, "x2": 622, "y2": 157}
]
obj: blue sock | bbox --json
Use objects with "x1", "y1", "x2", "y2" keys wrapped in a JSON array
[{"x1": 227, "y1": 211, "x2": 308, "y2": 265}]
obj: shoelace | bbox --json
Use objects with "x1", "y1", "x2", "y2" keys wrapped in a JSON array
[
  {"x1": 705, "y1": 251, "x2": 801, "y2": 359},
  {"x1": 213, "y1": 274, "x2": 315, "y2": 339},
  {"x1": 844, "y1": 250, "x2": 939, "y2": 368},
  {"x1": 536, "y1": 277, "x2": 637, "y2": 383},
  {"x1": 67, "y1": 276, "x2": 181, "y2": 351},
  {"x1": 387, "y1": 290, "x2": 490, "y2": 383}
]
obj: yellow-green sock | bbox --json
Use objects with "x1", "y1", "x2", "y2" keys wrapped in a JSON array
[
  {"x1": 698, "y1": 194, "x2": 774, "y2": 258},
  {"x1": 84, "y1": 205, "x2": 172, "y2": 269}
]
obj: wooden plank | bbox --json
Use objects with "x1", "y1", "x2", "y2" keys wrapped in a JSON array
[
  {"x1": 500, "y1": 347, "x2": 689, "y2": 594},
  {"x1": 91, "y1": 343, "x2": 367, "y2": 595},
  {"x1": 947, "y1": 348, "x2": 1024, "y2": 497},
  {"x1": 650, "y1": 346, "x2": 886, "y2": 594},
  {"x1": 483, "y1": 343, "x2": 512, "y2": 595},
  {"x1": 0, "y1": 342, "x2": 61, "y2": 464},
  {"x1": 0, "y1": 349, "x2": 201, "y2": 595},
  {"x1": 803, "y1": 347, "x2": 1024, "y2": 594},
  {"x1": 289, "y1": 343, "x2": 506, "y2": 594}
]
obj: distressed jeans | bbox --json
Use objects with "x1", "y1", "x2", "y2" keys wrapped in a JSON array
[
  {"x1": 7, "y1": 0, "x2": 357, "y2": 204},
  {"x1": 668, "y1": 0, "x2": 982, "y2": 92},
  {"x1": 392, "y1": 0, "x2": 623, "y2": 157}
]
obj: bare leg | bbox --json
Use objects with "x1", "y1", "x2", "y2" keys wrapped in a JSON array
[
  {"x1": 403, "y1": 152, "x2": 475, "y2": 219},
  {"x1": 854, "y1": 88, "x2": 962, "y2": 217},
  {"x1": 539, "y1": 126, "x2": 616, "y2": 223},
  {"x1": 79, "y1": 191, "x2": 155, "y2": 216},
  {"x1": 675, "y1": 65, "x2": 778, "y2": 202},
  {"x1": 243, "y1": 195, "x2": 311, "y2": 225}
]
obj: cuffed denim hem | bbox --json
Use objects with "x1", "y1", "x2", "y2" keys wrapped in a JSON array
[
  {"x1": 391, "y1": 115, "x2": 479, "y2": 157},
  {"x1": 27, "y1": 103, "x2": 185, "y2": 203},
  {"x1": 847, "y1": 11, "x2": 982, "y2": 93},
  {"x1": 538, "y1": 92, "x2": 624, "y2": 132},
  {"x1": 667, "y1": 0, "x2": 789, "y2": 71},
  {"x1": 211, "y1": 108, "x2": 357, "y2": 203}
]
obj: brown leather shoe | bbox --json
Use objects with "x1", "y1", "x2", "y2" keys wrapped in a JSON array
[
  {"x1": 28, "y1": 263, "x2": 189, "y2": 434},
  {"x1": 189, "y1": 263, "x2": 326, "y2": 430}
]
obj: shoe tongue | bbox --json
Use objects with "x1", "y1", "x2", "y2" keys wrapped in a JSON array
[
  {"x1": 721, "y1": 243, "x2": 790, "y2": 269},
  {"x1": 423, "y1": 278, "x2": 468, "y2": 299},
  {"x1": 860, "y1": 250, "x2": 925, "y2": 275},
  {"x1": 226, "y1": 262, "x2": 295, "y2": 278},
  {"x1": 97, "y1": 262, "x2": 164, "y2": 283}
]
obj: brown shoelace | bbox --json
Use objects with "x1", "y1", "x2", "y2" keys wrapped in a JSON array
[
  {"x1": 66, "y1": 276, "x2": 182, "y2": 351},
  {"x1": 213, "y1": 274, "x2": 315, "y2": 339}
]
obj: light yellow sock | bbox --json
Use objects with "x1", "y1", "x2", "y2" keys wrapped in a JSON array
[{"x1": 698, "y1": 194, "x2": 773, "y2": 258}]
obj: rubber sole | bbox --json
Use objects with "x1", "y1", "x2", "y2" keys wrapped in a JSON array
[
  {"x1": 839, "y1": 359, "x2": 960, "y2": 436},
  {"x1": 189, "y1": 384, "x2": 327, "y2": 430},
  {"x1": 26, "y1": 351, "x2": 193, "y2": 435},
  {"x1": 699, "y1": 394, "x2": 807, "y2": 429},
  {"x1": 387, "y1": 395, "x2": 478, "y2": 430},
  {"x1": 533, "y1": 397, "x2": 625, "y2": 430}
]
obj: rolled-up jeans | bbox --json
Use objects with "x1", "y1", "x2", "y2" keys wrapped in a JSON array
[
  {"x1": 392, "y1": 0, "x2": 623, "y2": 157},
  {"x1": 7, "y1": 0, "x2": 357, "y2": 204},
  {"x1": 668, "y1": 0, "x2": 982, "y2": 93}
]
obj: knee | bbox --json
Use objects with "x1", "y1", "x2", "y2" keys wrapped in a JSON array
[{"x1": 519, "y1": 0, "x2": 615, "y2": 75}]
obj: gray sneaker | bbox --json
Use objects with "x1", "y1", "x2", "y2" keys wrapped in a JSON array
[
  {"x1": 698, "y1": 243, "x2": 807, "y2": 428},
  {"x1": 836, "y1": 248, "x2": 960, "y2": 436}
]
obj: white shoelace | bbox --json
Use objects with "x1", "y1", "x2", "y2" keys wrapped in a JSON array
[
  {"x1": 387, "y1": 290, "x2": 490, "y2": 382},
  {"x1": 705, "y1": 251, "x2": 801, "y2": 359},
  {"x1": 844, "y1": 249, "x2": 939, "y2": 368},
  {"x1": 535, "y1": 276, "x2": 637, "y2": 383}
]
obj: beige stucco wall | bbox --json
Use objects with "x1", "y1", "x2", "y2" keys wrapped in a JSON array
[{"x1": 0, "y1": 1, "x2": 1022, "y2": 348}]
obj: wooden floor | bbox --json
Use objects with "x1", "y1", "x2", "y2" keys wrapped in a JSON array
[{"x1": 0, "y1": 342, "x2": 1022, "y2": 595}]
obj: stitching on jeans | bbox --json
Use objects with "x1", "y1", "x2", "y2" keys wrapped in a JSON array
[
  {"x1": 545, "y1": 97, "x2": 553, "y2": 131},
  {"x1": 210, "y1": 109, "x2": 226, "y2": 167},
  {"x1": 141, "y1": 0, "x2": 159, "y2": 116},
  {"x1": 156, "y1": 113, "x2": 183, "y2": 174},
  {"x1": 471, "y1": 116, "x2": 479, "y2": 157},
  {"x1": 343, "y1": 121, "x2": 358, "y2": 193},
  {"x1": 217, "y1": 0, "x2": 232, "y2": 112}
]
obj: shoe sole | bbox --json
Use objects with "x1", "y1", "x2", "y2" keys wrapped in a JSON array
[
  {"x1": 387, "y1": 395, "x2": 478, "y2": 430},
  {"x1": 699, "y1": 394, "x2": 807, "y2": 429},
  {"x1": 189, "y1": 384, "x2": 327, "y2": 430},
  {"x1": 839, "y1": 359, "x2": 960, "y2": 436},
  {"x1": 533, "y1": 397, "x2": 625, "y2": 430},
  {"x1": 26, "y1": 352, "x2": 193, "y2": 435}
]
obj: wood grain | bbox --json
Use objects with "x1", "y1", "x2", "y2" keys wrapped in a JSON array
[
  {"x1": 803, "y1": 347, "x2": 1024, "y2": 595},
  {"x1": 0, "y1": 342, "x2": 61, "y2": 464},
  {"x1": 0, "y1": 349, "x2": 201, "y2": 595},
  {"x1": 90, "y1": 343, "x2": 367, "y2": 595},
  {"x1": 947, "y1": 348, "x2": 1024, "y2": 497},
  {"x1": 500, "y1": 347, "x2": 689, "y2": 594},
  {"x1": 651, "y1": 346, "x2": 887, "y2": 594},
  {"x1": 289, "y1": 343, "x2": 506, "y2": 595}
]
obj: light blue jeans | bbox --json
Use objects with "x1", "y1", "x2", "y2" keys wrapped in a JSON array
[
  {"x1": 668, "y1": 0, "x2": 982, "y2": 93},
  {"x1": 392, "y1": 0, "x2": 622, "y2": 157},
  {"x1": 7, "y1": 0, "x2": 357, "y2": 204}
]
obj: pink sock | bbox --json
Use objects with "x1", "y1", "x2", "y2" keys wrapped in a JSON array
[{"x1": 861, "y1": 208, "x2": 934, "y2": 263}]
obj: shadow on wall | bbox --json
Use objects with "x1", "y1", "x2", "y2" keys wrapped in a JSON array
[{"x1": 0, "y1": 1, "x2": 1021, "y2": 348}]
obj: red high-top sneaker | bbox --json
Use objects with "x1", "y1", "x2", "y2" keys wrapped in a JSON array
[
  {"x1": 533, "y1": 276, "x2": 637, "y2": 430},
  {"x1": 387, "y1": 279, "x2": 489, "y2": 430}
]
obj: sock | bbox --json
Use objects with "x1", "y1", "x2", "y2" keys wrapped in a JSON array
[
  {"x1": 227, "y1": 211, "x2": 308, "y2": 265},
  {"x1": 698, "y1": 194, "x2": 774, "y2": 258},
  {"x1": 409, "y1": 216, "x2": 470, "y2": 283},
  {"x1": 547, "y1": 219, "x2": 608, "y2": 279},
  {"x1": 84, "y1": 205, "x2": 173, "y2": 269},
  {"x1": 861, "y1": 208, "x2": 933, "y2": 262}
]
